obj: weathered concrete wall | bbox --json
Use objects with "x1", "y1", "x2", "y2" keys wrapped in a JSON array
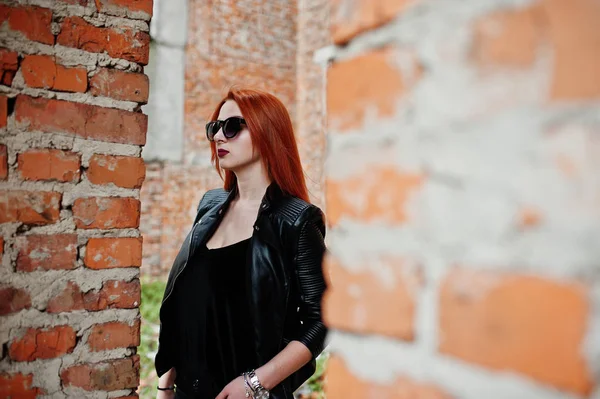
[
  {"x1": 138, "y1": 0, "x2": 189, "y2": 276},
  {"x1": 323, "y1": 0, "x2": 600, "y2": 398},
  {"x1": 141, "y1": 0, "x2": 186, "y2": 163},
  {"x1": 0, "y1": 1, "x2": 151, "y2": 397}
]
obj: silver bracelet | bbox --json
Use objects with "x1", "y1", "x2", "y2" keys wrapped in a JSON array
[
  {"x1": 247, "y1": 369, "x2": 269, "y2": 399},
  {"x1": 242, "y1": 372, "x2": 253, "y2": 398}
]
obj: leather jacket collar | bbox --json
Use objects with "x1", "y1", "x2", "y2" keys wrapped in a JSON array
[{"x1": 218, "y1": 180, "x2": 286, "y2": 215}]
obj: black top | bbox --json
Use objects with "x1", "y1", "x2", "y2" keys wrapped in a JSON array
[{"x1": 171, "y1": 236, "x2": 257, "y2": 398}]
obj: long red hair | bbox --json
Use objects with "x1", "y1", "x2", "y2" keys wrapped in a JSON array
[{"x1": 208, "y1": 87, "x2": 310, "y2": 203}]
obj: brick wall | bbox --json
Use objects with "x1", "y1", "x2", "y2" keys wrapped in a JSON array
[
  {"x1": 297, "y1": 0, "x2": 330, "y2": 209},
  {"x1": 0, "y1": 1, "x2": 151, "y2": 397},
  {"x1": 324, "y1": 0, "x2": 600, "y2": 398}
]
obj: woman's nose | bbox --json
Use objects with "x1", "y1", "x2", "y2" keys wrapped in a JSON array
[{"x1": 213, "y1": 126, "x2": 226, "y2": 142}]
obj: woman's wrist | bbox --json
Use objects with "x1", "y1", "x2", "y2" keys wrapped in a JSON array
[
  {"x1": 158, "y1": 367, "x2": 176, "y2": 391},
  {"x1": 255, "y1": 365, "x2": 275, "y2": 391}
]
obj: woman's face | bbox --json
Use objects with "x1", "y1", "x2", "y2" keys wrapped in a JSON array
[{"x1": 213, "y1": 100, "x2": 260, "y2": 171}]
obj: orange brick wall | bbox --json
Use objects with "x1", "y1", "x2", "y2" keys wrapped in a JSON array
[
  {"x1": 324, "y1": 0, "x2": 600, "y2": 398},
  {"x1": 297, "y1": 0, "x2": 331, "y2": 208},
  {"x1": 0, "y1": 1, "x2": 150, "y2": 397}
]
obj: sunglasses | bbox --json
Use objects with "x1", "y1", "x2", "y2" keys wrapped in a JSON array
[{"x1": 205, "y1": 116, "x2": 246, "y2": 141}]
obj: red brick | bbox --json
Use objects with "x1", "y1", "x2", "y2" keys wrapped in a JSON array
[
  {"x1": 18, "y1": 149, "x2": 81, "y2": 182},
  {"x1": 15, "y1": 95, "x2": 147, "y2": 145},
  {"x1": 543, "y1": 0, "x2": 600, "y2": 99},
  {"x1": 15, "y1": 234, "x2": 78, "y2": 272},
  {"x1": 0, "y1": 5, "x2": 54, "y2": 45},
  {"x1": 326, "y1": 166, "x2": 423, "y2": 226},
  {"x1": 327, "y1": 355, "x2": 452, "y2": 399},
  {"x1": 0, "y1": 48, "x2": 19, "y2": 86},
  {"x1": 473, "y1": 6, "x2": 542, "y2": 67},
  {"x1": 0, "y1": 286, "x2": 31, "y2": 315},
  {"x1": 331, "y1": 0, "x2": 415, "y2": 45},
  {"x1": 98, "y1": 279, "x2": 141, "y2": 309},
  {"x1": 88, "y1": 320, "x2": 140, "y2": 351},
  {"x1": 472, "y1": 0, "x2": 600, "y2": 99},
  {"x1": 0, "y1": 190, "x2": 62, "y2": 225},
  {"x1": 0, "y1": 95, "x2": 7, "y2": 129},
  {"x1": 60, "y1": 355, "x2": 140, "y2": 391},
  {"x1": 87, "y1": 154, "x2": 145, "y2": 188},
  {"x1": 0, "y1": 373, "x2": 45, "y2": 398},
  {"x1": 21, "y1": 55, "x2": 87, "y2": 93},
  {"x1": 84, "y1": 237, "x2": 142, "y2": 269},
  {"x1": 95, "y1": 0, "x2": 153, "y2": 18},
  {"x1": 439, "y1": 268, "x2": 592, "y2": 395},
  {"x1": 328, "y1": 47, "x2": 421, "y2": 131},
  {"x1": 0, "y1": 144, "x2": 7, "y2": 179},
  {"x1": 90, "y1": 68, "x2": 149, "y2": 103},
  {"x1": 57, "y1": 16, "x2": 150, "y2": 65},
  {"x1": 9, "y1": 325, "x2": 76, "y2": 361},
  {"x1": 323, "y1": 254, "x2": 420, "y2": 339},
  {"x1": 73, "y1": 197, "x2": 140, "y2": 229},
  {"x1": 47, "y1": 279, "x2": 141, "y2": 313},
  {"x1": 47, "y1": 281, "x2": 85, "y2": 313}
]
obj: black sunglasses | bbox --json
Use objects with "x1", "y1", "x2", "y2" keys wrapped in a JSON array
[{"x1": 205, "y1": 116, "x2": 246, "y2": 141}]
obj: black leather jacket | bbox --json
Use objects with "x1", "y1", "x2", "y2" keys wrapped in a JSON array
[{"x1": 154, "y1": 182, "x2": 328, "y2": 398}]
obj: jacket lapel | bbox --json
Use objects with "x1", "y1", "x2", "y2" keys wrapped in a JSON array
[
  {"x1": 190, "y1": 181, "x2": 285, "y2": 256},
  {"x1": 189, "y1": 188, "x2": 236, "y2": 256}
]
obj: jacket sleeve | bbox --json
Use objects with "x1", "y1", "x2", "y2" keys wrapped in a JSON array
[{"x1": 293, "y1": 205, "x2": 328, "y2": 359}]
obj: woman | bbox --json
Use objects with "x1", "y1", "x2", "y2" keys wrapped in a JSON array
[{"x1": 154, "y1": 87, "x2": 328, "y2": 399}]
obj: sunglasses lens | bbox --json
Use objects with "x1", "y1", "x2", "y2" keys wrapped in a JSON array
[
  {"x1": 223, "y1": 118, "x2": 242, "y2": 138},
  {"x1": 206, "y1": 118, "x2": 245, "y2": 141},
  {"x1": 206, "y1": 121, "x2": 219, "y2": 141}
]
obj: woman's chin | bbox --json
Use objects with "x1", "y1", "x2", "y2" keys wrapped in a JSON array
[
  {"x1": 219, "y1": 163, "x2": 241, "y2": 172},
  {"x1": 218, "y1": 161, "x2": 233, "y2": 170},
  {"x1": 220, "y1": 160, "x2": 254, "y2": 173}
]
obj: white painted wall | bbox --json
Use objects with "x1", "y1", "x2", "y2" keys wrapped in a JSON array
[{"x1": 141, "y1": 0, "x2": 188, "y2": 162}]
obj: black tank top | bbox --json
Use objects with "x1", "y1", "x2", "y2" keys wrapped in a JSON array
[{"x1": 171, "y1": 236, "x2": 256, "y2": 398}]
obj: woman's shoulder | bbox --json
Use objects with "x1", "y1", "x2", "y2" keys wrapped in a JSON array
[
  {"x1": 196, "y1": 188, "x2": 228, "y2": 211},
  {"x1": 201, "y1": 187, "x2": 228, "y2": 203},
  {"x1": 270, "y1": 196, "x2": 326, "y2": 245},
  {"x1": 271, "y1": 195, "x2": 325, "y2": 228}
]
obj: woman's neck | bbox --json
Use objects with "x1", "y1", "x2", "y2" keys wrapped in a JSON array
[{"x1": 233, "y1": 161, "x2": 272, "y2": 203}]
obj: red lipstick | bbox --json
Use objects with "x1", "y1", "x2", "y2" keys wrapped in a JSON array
[{"x1": 217, "y1": 149, "x2": 229, "y2": 157}]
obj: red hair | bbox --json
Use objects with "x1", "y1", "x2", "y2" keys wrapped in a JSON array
[{"x1": 208, "y1": 87, "x2": 310, "y2": 203}]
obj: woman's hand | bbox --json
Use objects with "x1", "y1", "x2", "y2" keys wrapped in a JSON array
[
  {"x1": 156, "y1": 389, "x2": 175, "y2": 399},
  {"x1": 215, "y1": 375, "x2": 247, "y2": 399}
]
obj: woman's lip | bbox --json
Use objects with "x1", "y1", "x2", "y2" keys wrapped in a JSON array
[{"x1": 217, "y1": 149, "x2": 229, "y2": 156}]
